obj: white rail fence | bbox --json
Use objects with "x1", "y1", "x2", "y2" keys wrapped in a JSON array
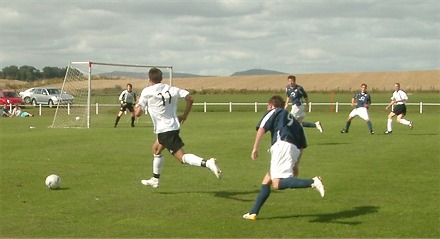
[{"x1": 27, "y1": 102, "x2": 440, "y2": 116}]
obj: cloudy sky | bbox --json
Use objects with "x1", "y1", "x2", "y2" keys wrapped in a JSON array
[{"x1": 1, "y1": 0, "x2": 438, "y2": 76}]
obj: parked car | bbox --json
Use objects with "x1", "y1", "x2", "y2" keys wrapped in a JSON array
[
  {"x1": 31, "y1": 87, "x2": 74, "y2": 108},
  {"x1": 0, "y1": 90, "x2": 25, "y2": 106},
  {"x1": 19, "y1": 88, "x2": 35, "y2": 104}
]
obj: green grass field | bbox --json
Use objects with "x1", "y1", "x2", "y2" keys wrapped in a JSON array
[{"x1": 1, "y1": 100, "x2": 439, "y2": 237}]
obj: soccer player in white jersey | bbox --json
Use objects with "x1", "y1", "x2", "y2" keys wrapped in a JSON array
[
  {"x1": 134, "y1": 67, "x2": 221, "y2": 188},
  {"x1": 114, "y1": 83, "x2": 137, "y2": 128},
  {"x1": 242, "y1": 95, "x2": 325, "y2": 221},
  {"x1": 384, "y1": 83, "x2": 413, "y2": 134}
]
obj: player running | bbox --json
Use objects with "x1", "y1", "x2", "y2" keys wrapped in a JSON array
[
  {"x1": 135, "y1": 67, "x2": 221, "y2": 188},
  {"x1": 285, "y1": 75, "x2": 323, "y2": 133},
  {"x1": 384, "y1": 83, "x2": 413, "y2": 134}
]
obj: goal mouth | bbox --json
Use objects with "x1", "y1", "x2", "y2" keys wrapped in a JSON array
[{"x1": 50, "y1": 61, "x2": 173, "y2": 129}]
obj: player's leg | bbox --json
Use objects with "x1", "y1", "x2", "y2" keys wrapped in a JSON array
[
  {"x1": 141, "y1": 139, "x2": 165, "y2": 188},
  {"x1": 341, "y1": 110, "x2": 356, "y2": 133},
  {"x1": 385, "y1": 112, "x2": 395, "y2": 134},
  {"x1": 114, "y1": 105, "x2": 125, "y2": 127},
  {"x1": 243, "y1": 173, "x2": 272, "y2": 220},
  {"x1": 397, "y1": 114, "x2": 412, "y2": 128}
]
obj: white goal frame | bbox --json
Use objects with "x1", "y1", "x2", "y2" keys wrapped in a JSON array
[{"x1": 51, "y1": 61, "x2": 173, "y2": 129}]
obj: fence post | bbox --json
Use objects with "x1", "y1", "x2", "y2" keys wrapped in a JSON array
[
  {"x1": 336, "y1": 102, "x2": 339, "y2": 113},
  {"x1": 309, "y1": 102, "x2": 312, "y2": 112},
  {"x1": 96, "y1": 103, "x2": 99, "y2": 115},
  {"x1": 204, "y1": 102, "x2": 207, "y2": 113},
  {"x1": 229, "y1": 102, "x2": 232, "y2": 112},
  {"x1": 67, "y1": 103, "x2": 71, "y2": 115},
  {"x1": 255, "y1": 102, "x2": 258, "y2": 112},
  {"x1": 420, "y1": 102, "x2": 423, "y2": 114}
]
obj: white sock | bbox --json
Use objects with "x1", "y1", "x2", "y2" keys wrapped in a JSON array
[
  {"x1": 153, "y1": 154, "x2": 164, "y2": 175},
  {"x1": 387, "y1": 119, "x2": 393, "y2": 132},
  {"x1": 182, "y1": 154, "x2": 203, "y2": 166},
  {"x1": 400, "y1": 119, "x2": 410, "y2": 125}
]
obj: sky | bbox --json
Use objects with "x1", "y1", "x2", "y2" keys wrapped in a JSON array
[{"x1": 1, "y1": 0, "x2": 439, "y2": 76}]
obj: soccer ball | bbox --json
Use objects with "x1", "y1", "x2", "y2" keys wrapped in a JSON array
[
  {"x1": 75, "y1": 116, "x2": 80, "y2": 121},
  {"x1": 45, "y1": 174, "x2": 61, "y2": 189}
]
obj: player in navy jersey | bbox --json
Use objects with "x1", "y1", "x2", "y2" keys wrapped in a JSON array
[
  {"x1": 134, "y1": 67, "x2": 221, "y2": 188},
  {"x1": 243, "y1": 95, "x2": 325, "y2": 221},
  {"x1": 384, "y1": 83, "x2": 413, "y2": 134},
  {"x1": 341, "y1": 83, "x2": 374, "y2": 134},
  {"x1": 114, "y1": 83, "x2": 137, "y2": 128},
  {"x1": 285, "y1": 75, "x2": 323, "y2": 133}
]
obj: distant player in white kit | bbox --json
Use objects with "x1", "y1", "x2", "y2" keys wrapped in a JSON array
[
  {"x1": 384, "y1": 83, "x2": 413, "y2": 134},
  {"x1": 135, "y1": 67, "x2": 221, "y2": 188}
]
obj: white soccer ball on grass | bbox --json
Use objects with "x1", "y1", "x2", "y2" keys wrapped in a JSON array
[
  {"x1": 45, "y1": 174, "x2": 61, "y2": 189},
  {"x1": 75, "y1": 116, "x2": 80, "y2": 121}
]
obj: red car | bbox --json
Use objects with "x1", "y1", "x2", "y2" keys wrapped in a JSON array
[{"x1": 0, "y1": 90, "x2": 25, "y2": 106}]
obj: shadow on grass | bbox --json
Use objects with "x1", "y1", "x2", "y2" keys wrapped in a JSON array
[
  {"x1": 158, "y1": 190, "x2": 260, "y2": 202},
  {"x1": 265, "y1": 205, "x2": 379, "y2": 225}
]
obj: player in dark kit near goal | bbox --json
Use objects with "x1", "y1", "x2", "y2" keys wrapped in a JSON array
[{"x1": 114, "y1": 83, "x2": 137, "y2": 128}]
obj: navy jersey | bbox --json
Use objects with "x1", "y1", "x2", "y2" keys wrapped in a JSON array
[
  {"x1": 353, "y1": 91, "x2": 371, "y2": 108},
  {"x1": 286, "y1": 84, "x2": 308, "y2": 106},
  {"x1": 256, "y1": 108, "x2": 307, "y2": 149}
]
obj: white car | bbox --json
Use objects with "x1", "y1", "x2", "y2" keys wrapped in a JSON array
[
  {"x1": 31, "y1": 87, "x2": 74, "y2": 108},
  {"x1": 19, "y1": 88, "x2": 35, "y2": 104}
]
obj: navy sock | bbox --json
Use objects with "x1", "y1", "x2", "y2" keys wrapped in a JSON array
[
  {"x1": 367, "y1": 121, "x2": 373, "y2": 131},
  {"x1": 278, "y1": 177, "x2": 313, "y2": 190},
  {"x1": 250, "y1": 184, "x2": 270, "y2": 215},
  {"x1": 302, "y1": 122, "x2": 315, "y2": 128},
  {"x1": 345, "y1": 121, "x2": 351, "y2": 131}
]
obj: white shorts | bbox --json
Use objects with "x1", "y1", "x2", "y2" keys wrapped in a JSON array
[
  {"x1": 290, "y1": 104, "x2": 306, "y2": 120},
  {"x1": 349, "y1": 107, "x2": 370, "y2": 121},
  {"x1": 269, "y1": 140, "x2": 301, "y2": 180}
]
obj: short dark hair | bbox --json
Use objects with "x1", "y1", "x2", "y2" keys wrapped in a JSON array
[
  {"x1": 269, "y1": 95, "x2": 285, "y2": 108},
  {"x1": 149, "y1": 67, "x2": 163, "y2": 83},
  {"x1": 288, "y1": 75, "x2": 296, "y2": 82}
]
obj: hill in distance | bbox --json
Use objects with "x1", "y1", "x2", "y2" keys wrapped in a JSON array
[{"x1": 99, "y1": 68, "x2": 284, "y2": 79}]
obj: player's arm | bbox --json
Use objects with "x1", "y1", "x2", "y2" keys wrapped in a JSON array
[
  {"x1": 178, "y1": 94, "x2": 193, "y2": 124},
  {"x1": 302, "y1": 88, "x2": 309, "y2": 105},
  {"x1": 134, "y1": 103, "x2": 143, "y2": 117},
  {"x1": 351, "y1": 97, "x2": 356, "y2": 107},
  {"x1": 251, "y1": 127, "x2": 266, "y2": 160},
  {"x1": 284, "y1": 96, "x2": 290, "y2": 109}
]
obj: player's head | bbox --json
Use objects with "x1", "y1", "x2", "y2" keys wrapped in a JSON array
[
  {"x1": 268, "y1": 95, "x2": 285, "y2": 109},
  {"x1": 394, "y1": 83, "x2": 400, "y2": 91},
  {"x1": 361, "y1": 83, "x2": 367, "y2": 92},
  {"x1": 149, "y1": 67, "x2": 163, "y2": 83},
  {"x1": 287, "y1": 75, "x2": 296, "y2": 86},
  {"x1": 126, "y1": 83, "x2": 132, "y2": 91}
]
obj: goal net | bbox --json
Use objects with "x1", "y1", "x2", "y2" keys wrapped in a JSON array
[{"x1": 50, "y1": 61, "x2": 173, "y2": 128}]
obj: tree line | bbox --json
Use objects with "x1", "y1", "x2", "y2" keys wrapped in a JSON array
[{"x1": 0, "y1": 65, "x2": 66, "y2": 81}]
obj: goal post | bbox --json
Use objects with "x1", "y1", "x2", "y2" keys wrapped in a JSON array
[{"x1": 50, "y1": 61, "x2": 173, "y2": 128}]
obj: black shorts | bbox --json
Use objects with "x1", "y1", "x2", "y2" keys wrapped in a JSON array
[
  {"x1": 120, "y1": 103, "x2": 134, "y2": 112},
  {"x1": 157, "y1": 130, "x2": 184, "y2": 155},
  {"x1": 392, "y1": 104, "x2": 406, "y2": 116}
]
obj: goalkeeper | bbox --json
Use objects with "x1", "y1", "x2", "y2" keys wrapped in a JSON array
[{"x1": 114, "y1": 83, "x2": 137, "y2": 128}]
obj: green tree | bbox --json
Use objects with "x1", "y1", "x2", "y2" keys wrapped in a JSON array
[
  {"x1": 1, "y1": 65, "x2": 19, "y2": 79},
  {"x1": 18, "y1": 65, "x2": 41, "y2": 81},
  {"x1": 42, "y1": 66, "x2": 66, "y2": 78}
]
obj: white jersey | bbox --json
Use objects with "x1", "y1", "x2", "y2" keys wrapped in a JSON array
[
  {"x1": 137, "y1": 83, "x2": 189, "y2": 134},
  {"x1": 391, "y1": 90, "x2": 408, "y2": 105}
]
